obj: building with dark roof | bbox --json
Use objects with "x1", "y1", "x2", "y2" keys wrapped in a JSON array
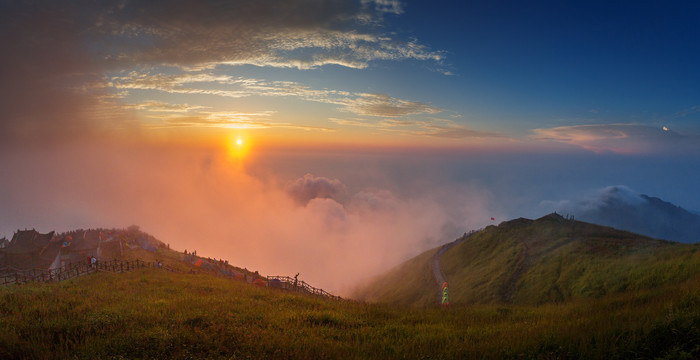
[
  {"x1": 0, "y1": 229, "x2": 61, "y2": 271},
  {"x1": 1, "y1": 228, "x2": 126, "y2": 271}
]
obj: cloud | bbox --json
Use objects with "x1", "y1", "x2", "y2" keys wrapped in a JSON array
[
  {"x1": 331, "y1": 116, "x2": 510, "y2": 141},
  {"x1": 362, "y1": 0, "x2": 404, "y2": 15},
  {"x1": 0, "y1": 1, "x2": 112, "y2": 139},
  {"x1": 409, "y1": 122, "x2": 508, "y2": 139},
  {"x1": 124, "y1": 101, "x2": 207, "y2": 113},
  {"x1": 341, "y1": 93, "x2": 443, "y2": 117},
  {"x1": 566, "y1": 186, "x2": 646, "y2": 213},
  {"x1": 0, "y1": 0, "x2": 446, "y2": 139},
  {"x1": 285, "y1": 174, "x2": 347, "y2": 205},
  {"x1": 531, "y1": 123, "x2": 696, "y2": 154},
  {"x1": 112, "y1": 71, "x2": 443, "y2": 117},
  {"x1": 109, "y1": 72, "x2": 250, "y2": 98},
  {"x1": 0, "y1": 143, "x2": 495, "y2": 294},
  {"x1": 110, "y1": 71, "x2": 446, "y2": 127},
  {"x1": 148, "y1": 111, "x2": 276, "y2": 129},
  {"x1": 538, "y1": 185, "x2": 700, "y2": 243},
  {"x1": 538, "y1": 185, "x2": 646, "y2": 218},
  {"x1": 329, "y1": 118, "x2": 378, "y2": 127},
  {"x1": 89, "y1": 0, "x2": 442, "y2": 70},
  {"x1": 146, "y1": 111, "x2": 335, "y2": 132}
]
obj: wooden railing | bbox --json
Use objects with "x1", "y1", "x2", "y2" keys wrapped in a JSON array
[
  {"x1": 0, "y1": 259, "x2": 341, "y2": 301},
  {"x1": 0, "y1": 259, "x2": 152, "y2": 286},
  {"x1": 267, "y1": 275, "x2": 342, "y2": 301}
]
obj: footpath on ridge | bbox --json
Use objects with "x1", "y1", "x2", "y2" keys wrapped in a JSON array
[{"x1": 431, "y1": 230, "x2": 478, "y2": 304}]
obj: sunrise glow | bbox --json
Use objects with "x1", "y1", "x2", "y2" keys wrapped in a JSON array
[
  {"x1": 223, "y1": 135, "x2": 251, "y2": 163},
  {"x1": 2, "y1": 0, "x2": 700, "y2": 301}
]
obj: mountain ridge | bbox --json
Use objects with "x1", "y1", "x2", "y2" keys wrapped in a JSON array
[{"x1": 355, "y1": 213, "x2": 700, "y2": 306}]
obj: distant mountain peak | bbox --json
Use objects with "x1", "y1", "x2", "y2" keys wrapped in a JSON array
[{"x1": 557, "y1": 186, "x2": 700, "y2": 243}]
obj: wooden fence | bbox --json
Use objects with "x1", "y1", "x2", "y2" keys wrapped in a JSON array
[
  {"x1": 0, "y1": 259, "x2": 342, "y2": 302},
  {"x1": 0, "y1": 259, "x2": 152, "y2": 286},
  {"x1": 267, "y1": 275, "x2": 343, "y2": 301}
]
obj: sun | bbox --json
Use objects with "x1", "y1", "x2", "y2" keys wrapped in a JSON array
[{"x1": 225, "y1": 135, "x2": 250, "y2": 162}]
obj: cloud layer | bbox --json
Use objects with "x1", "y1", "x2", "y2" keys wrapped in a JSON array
[
  {"x1": 0, "y1": 143, "x2": 493, "y2": 294},
  {"x1": 109, "y1": 71, "x2": 445, "y2": 126},
  {"x1": 531, "y1": 124, "x2": 697, "y2": 154},
  {"x1": 93, "y1": 0, "x2": 442, "y2": 70},
  {"x1": 0, "y1": 0, "x2": 446, "y2": 139},
  {"x1": 540, "y1": 185, "x2": 700, "y2": 243},
  {"x1": 286, "y1": 174, "x2": 347, "y2": 205}
]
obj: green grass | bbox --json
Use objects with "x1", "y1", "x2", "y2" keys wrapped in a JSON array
[
  {"x1": 1, "y1": 268, "x2": 699, "y2": 359},
  {"x1": 441, "y1": 227, "x2": 524, "y2": 304},
  {"x1": 515, "y1": 241, "x2": 700, "y2": 304},
  {"x1": 358, "y1": 214, "x2": 700, "y2": 306},
  {"x1": 352, "y1": 247, "x2": 440, "y2": 307}
]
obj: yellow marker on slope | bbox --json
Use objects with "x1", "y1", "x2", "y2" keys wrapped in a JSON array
[{"x1": 442, "y1": 282, "x2": 450, "y2": 306}]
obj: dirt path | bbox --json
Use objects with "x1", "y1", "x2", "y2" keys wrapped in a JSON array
[{"x1": 431, "y1": 231, "x2": 476, "y2": 302}]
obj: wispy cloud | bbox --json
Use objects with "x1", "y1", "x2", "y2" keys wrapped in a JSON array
[
  {"x1": 147, "y1": 111, "x2": 334, "y2": 132},
  {"x1": 0, "y1": 0, "x2": 448, "y2": 139},
  {"x1": 408, "y1": 122, "x2": 507, "y2": 139},
  {"x1": 91, "y1": 0, "x2": 442, "y2": 70},
  {"x1": 339, "y1": 93, "x2": 443, "y2": 117},
  {"x1": 531, "y1": 123, "x2": 697, "y2": 154},
  {"x1": 111, "y1": 71, "x2": 445, "y2": 119},
  {"x1": 109, "y1": 72, "x2": 250, "y2": 98},
  {"x1": 329, "y1": 118, "x2": 380, "y2": 127},
  {"x1": 361, "y1": 0, "x2": 404, "y2": 15},
  {"x1": 329, "y1": 115, "x2": 508, "y2": 140},
  {"x1": 124, "y1": 101, "x2": 207, "y2": 113}
]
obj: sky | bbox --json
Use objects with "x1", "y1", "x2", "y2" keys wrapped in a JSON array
[{"x1": 1, "y1": 0, "x2": 699, "y2": 293}]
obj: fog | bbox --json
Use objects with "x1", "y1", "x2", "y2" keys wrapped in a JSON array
[
  {"x1": 2, "y1": 139, "x2": 700, "y2": 294},
  {"x1": 0, "y1": 141, "x2": 497, "y2": 294},
  {"x1": 539, "y1": 185, "x2": 700, "y2": 243}
]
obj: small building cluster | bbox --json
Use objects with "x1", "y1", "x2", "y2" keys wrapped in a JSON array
[
  {"x1": 0, "y1": 230, "x2": 61, "y2": 271},
  {"x1": 0, "y1": 227, "x2": 159, "y2": 273}
]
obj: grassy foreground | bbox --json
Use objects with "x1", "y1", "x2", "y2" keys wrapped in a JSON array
[{"x1": 1, "y1": 268, "x2": 699, "y2": 359}]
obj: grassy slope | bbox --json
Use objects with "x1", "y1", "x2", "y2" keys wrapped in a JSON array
[
  {"x1": 440, "y1": 226, "x2": 523, "y2": 304},
  {"x1": 514, "y1": 234, "x2": 700, "y2": 304},
  {"x1": 120, "y1": 241, "x2": 262, "y2": 280},
  {"x1": 359, "y1": 214, "x2": 700, "y2": 306},
  {"x1": 353, "y1": 247, "x2": 440, "y2": 307},
  {"x1": 1, "y1": 268, "x2": 699, "y2": 359}
]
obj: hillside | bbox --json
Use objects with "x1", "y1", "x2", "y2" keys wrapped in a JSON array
[
  {"x1": 352, "y1": 246, "x2": 441, "y2": 306},
  {"x1": 1, "y1": 266, "x2": 699, "y2": 359},
  {"x1": 0, "y1": 226, "x2": 269, "y2": 285},
  {"x1": 356, "y1": 213, "x2": 700, "y2": 306}
]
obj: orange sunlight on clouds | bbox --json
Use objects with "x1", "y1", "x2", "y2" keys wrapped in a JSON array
[{"x1": 0, "y1": 140, "x2": 493, "y2": 295}]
